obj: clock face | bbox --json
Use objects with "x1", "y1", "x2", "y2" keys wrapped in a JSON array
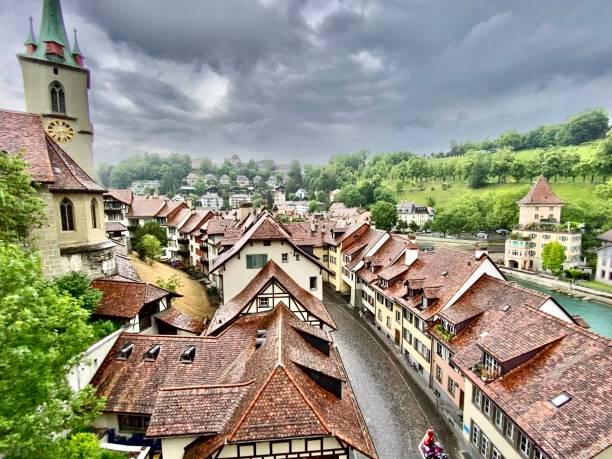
[{"x1": 46, "y1": 119, "x2": 75, "y2": 143}]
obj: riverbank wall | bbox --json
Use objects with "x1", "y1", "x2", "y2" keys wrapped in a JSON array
[{"x1": 500, "y1": 267, "x2": 612, "y2": 306}]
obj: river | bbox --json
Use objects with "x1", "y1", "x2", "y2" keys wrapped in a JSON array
[{"x1": 508, "y1": 277, "x2": 612, "y2": 338}]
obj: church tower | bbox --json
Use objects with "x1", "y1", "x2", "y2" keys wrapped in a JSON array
[{"x1": 17, "y1": 0, "x2": 94, "y2": 175}]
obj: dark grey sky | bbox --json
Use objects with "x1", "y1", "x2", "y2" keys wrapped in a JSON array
[{"x1": 2, "y1": 0, "x2": 612, "y2": 165}]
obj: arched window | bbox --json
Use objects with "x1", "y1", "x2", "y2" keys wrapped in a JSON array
[
  {"x1": 90, "y1": 198, "x2": 98, "y2": 229},
  {"x1": 50, "y1": 81, "x2": 66, "y2": 113},
  {"x1": 60, "y1": 198, "x2": 75, "y2": 231}
]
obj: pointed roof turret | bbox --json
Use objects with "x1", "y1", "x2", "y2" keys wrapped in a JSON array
[
  {"x1": 24, "y1": 16, "x2": 37, "y2": 46},
  {"x1": 38, "y1": 0, "x2": 70, "y2": 47},
  {"x1": 518, "y1": 175, "x2": 564, "y2": 206},
  {"x1": 71, "y1": 28, "x2": 82, "y2": 55}
]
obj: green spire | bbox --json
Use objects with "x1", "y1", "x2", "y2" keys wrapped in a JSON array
[
  {"x1": 72, "y1": 28, "x2": 82, "y2": 55},
  {"x1": 24, "y1": 16, "x2": 37, "y2": 46},
  {"x1": 38, "y1": 0, "x2": 70, "y2": 47}
]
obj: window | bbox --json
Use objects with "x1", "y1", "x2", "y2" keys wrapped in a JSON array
[
  {"x1": 436, "y1": 341, "x2": 450, "y2": 361},
  {"x1": 483, "y1": 351, "x2": 501, "y2": 377},
  {"x1": 550, "y1": 392, "x2": 572, "y2": 408},
  {"x1": 90, "y1": 198, "x2": 98, "y2": 228},
  {"x1": 386, "y1": 316, "x2": 391, "y2": 328},
  {"x1": 246, "y1": 254, "x2": 268, "y2": 269},
  {"x1": 263, "y1": 240, "x2": 271, "y2": 246},
  {"x1": 403, "y1": 328, "x2": 412, "y2": 345},
  {"x1": 447, "y1": 377, "x2": 455, "y2": 397},
  {"x1": 483, "y1": 396, "x2": 491, "y2": 416},
  {"x1": 494, "y1": 409, "x2": 504, "y2": 429},
  {"x1": 60, "y1": 197, "x2": 75, "y2": 231},
  {"x1": 259, "y1": 297, "x2": 269, "y2": 308},
  {"x1": 309, "y1": 276, "x2": 317, "y2": 291},
  {"x1": 295, "y1": 253, "x2": 300, "y2": 260},
  {"x1": 519, "y1": 432, "x2": 531, "y2": 456},
  {"x1": 395, "y1": 310, "x2": 401, "y2": 323},
  {"x1": 281, "y1": 253, "x2": 289, "y2": 263},
  {"x1": 473, "y1": 387, "x2": 482, "y2": 406},
  {"x1": 435, "y1": 365, "x2": 442, "y2": 383},
  {"x1": 118, "y1": 414, "x2": 150, "y2": 433},
  {"x1": 480, "y1": 434, "x2": 490, "y2": 457},
  {"x1": 533, "y1": 447, "x2": 547, "y2": 459},
  {"x1": 492, "y1": 447, "x2": 503, "y2": 459},
  {"x1": 53, "y1": 67, "x2": 59, "y2": 75},
  {"x1": 180, "y1": 345, "x2": 196, "y2": 363},
  {"x1": 50, "y1": 81, "x2": 66, "y2": 113},
  {"x1": 505, "y1": 421, "x2": 515, "y2": 441},
  {"x1": 471, "y1": 422, "x2": 480, "y2": 445},
  {"x1": 377, "y1": 309, "x2": 382, "y2": 321}
]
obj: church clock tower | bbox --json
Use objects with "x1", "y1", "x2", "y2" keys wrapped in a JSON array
[{"x1": 18, "y1": 0, "x2": 94, "y2": 174}]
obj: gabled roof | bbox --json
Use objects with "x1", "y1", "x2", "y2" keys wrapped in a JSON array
[
  {"x1": 207, "y1": 260, "x2": 336, "y2": 335},
  {"x1": 155, "y1": 308, "x2": 207, "y2": 335},
  {"x1": 91, "y1": 278, "x2": 178, "y2": 319},
  {"x1": 156, "y1": 201, "x2": 187, "y2": 219},
  {"x1": 205, "y1": 218, "x2": 234, "y2": 235},
  {"x1": 92, "y1": 305, "x2": 376, "y2": 458},
  {"x1": 449, "y1": 299, "x2": 612, "y2": 459},
  {"x1": 165, "y1": 207, "x2": 192, "y2": 228},
  {"x1": 105, "y1": 221, "x2": 127, "y2": 233},
  {"x1": 104, "y1": 189, "x2": 133, "y2": 205},
  {"x1": 179, "y1": 210, "x2": 212, "y2": 235},
  {"x1": 209, "y1": 214, "x2": 329, "y2": 274},
  {"x1": 0, "y1": 110, "x2": 104, "y2": 191},
  {"x1": 518, "y1": 175, "x2": 564, "y2": 205},
  {"x1": 127, "y1": 197, "x2": 167, "y2": 218}
]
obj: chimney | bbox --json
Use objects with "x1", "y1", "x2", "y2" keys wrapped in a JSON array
[
  {"x1": 475, "y1": 243, "x2": 488, "y2": 260},
  {"x1": 239, "y1": 202, "x2": 253, "y2": 222},
  {"x1": 405, "y1": 243, "x2": 419, "y2": 266},
  {"x1": 310, "y1": 220, "x2": 317, "y2": 234}
]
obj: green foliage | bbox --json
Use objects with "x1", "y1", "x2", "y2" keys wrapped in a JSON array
[
  {"x1": 555, "y1": 109, "x2": 609, "y2": 146},
  {"x1": 308, "y1": 200, "x2": 319, "y2": 214},
  {"x1": 139, "y1": 234, "x2": 162, "y2": 264},
  {"x1": 596, "y1": 180, "x2": 612, "y2": 200},
  {"x1": 396, "y1": 219, "x2": 408, "y2": 232},
  {"x1": 156, "y1": 274, "x2": 182, "y2": 293},
  {"x1": 370, "y1": 201, "x2": 397, "y2": 231},
  {"x1": 0, "y1": 243, "x2": 105, "y2": 458},
  {"x1": 542, "y1": 241, "x2": 566, "y2": 274},
  {"x1": 373, "y1": 186, "x2": 396, "y2": 204},
  {"x1": 465, "y1": 153, "x2": 490, "y2": 188},
  {"x1": 134, "y1": 221, "x2": 168, "y2": 249},
  {"x1": 54, "y1": 272, "x2": 102, "y2": 313},
  {"x1": 95, "y1": 163, "x2": 114, "y2": 187},
  {"x1": 0, "y1": 151, "x2": 44, "y2": 243},
  {"x1": 65, "y1": 433, "x2": 125, "y2": 459},
  {"x1": 336, "y1": 185, "x2": 366, "y2": 208}
]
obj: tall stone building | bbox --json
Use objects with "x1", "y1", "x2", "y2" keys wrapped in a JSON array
[
  {"x1": 0, "y1": 0, "x2": 115, "y2": 279},
  {"x1": 17, "y1": 0, "x2": 94, "y2": 175}
]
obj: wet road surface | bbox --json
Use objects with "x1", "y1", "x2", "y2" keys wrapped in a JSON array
[{"x1": 325, "y1": 289, "x2": 463, "y2": 459}]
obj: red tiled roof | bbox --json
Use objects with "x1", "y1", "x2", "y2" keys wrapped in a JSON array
[
  {"x1": 518, "y1": 175, "x2": 564, "y2": 205},
  {"x1": 449, "y1": 299, "x2": 612, "y2": 459},
  {"x1": 205, "y1": 218, "x2": 235, "y2": 235},
  {"x1": 166, "y1": 207, "x2": 192, "y2": 228},
  {"x1": 105, "y1": 221, "x2": 127, "y2": 232},
  {"x1": 207, "y1": 260, "x2": 336, "y2": 335},
  {"x1": 114, "y1": 254, "x2": 140, "y2": 281},
  {"x1": 127, "y1": 197, "x2": 167, "y2": 218},
  {"x1": 104, "y1": 189, "x2": 133, "y2": 205},
  {"x1": 0, "y1": 110, "x2": 105, "y2": 191},
  {"x1": 91, "y1": 278, "x2": 177, "y2": 319},
  {"x1": 179, "y1": 210, "x2": 212, "y2": 234},
  {"x1": 92, "y1": 304, "x2": 377, "y2": 458},
  {"x1": 0, "y1": 110, "x2": 54, "y2": 182},
  {"x1": 155, "y1": 308, "x2": 207, "y2": 334}
]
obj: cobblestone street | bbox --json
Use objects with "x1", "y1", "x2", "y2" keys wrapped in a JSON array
[{"x1": 324, "y1": 288, "x2": 464, "y2": 459}]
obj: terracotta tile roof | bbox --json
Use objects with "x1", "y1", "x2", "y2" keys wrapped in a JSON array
[
  {"x1": 127, "y1": 197, "x2": 167, "y2": 218},
  {"x1": 156, "y1": 201, "x2": 186, "y2": 218},
  {"x1": 209, "y1": 215, "x2": 330, "y2": 275},
  {"x1": 204, "y1": 218, "x2": 234, "y2": 235},
  {"x1": 45, "y1": 137, "x2": 106, "y2": 192},
  {"x1": 378, "y1": 261, "x2": 409, "y2": 281},
  {"x1": 155, "y1": 307, "x2": 207, "y2": 334},
  {"x1": 439, "y1": 275, "x2": 547, "y2": 326},
  {"x1": 449, "y1": 300, "x2": 612, "y2": 459},
  {"x1": 179, "y1": 210, "x2": 212, "y2": 234},
  {"x1": 105, "y1": 221, "x2": 127, "y2": 232},
  {"x1": 104, "y1": 189, "x2": 133, "y2": 205},
  {"x1": 518, "y1": 175, "x2": 564, "y2": 205},
  {"x1": 91, "y1": 278, "x2": 177, "y2": 319},
  {"x1": 0, "y1": 110, "x2": 54, "y2": 182},
  {"x1": 92, "y1": 305, "x2": 376, "y2": 458},
  {"x1": 166, "y1": 207, "x2": 192, "y2": 228},
  {"x1": 207, "y1": 260, "x2": 336, "y2": 335}
]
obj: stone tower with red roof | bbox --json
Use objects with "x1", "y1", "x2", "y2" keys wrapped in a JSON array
[{"x1": 17, "y1": 0, "x2": 94, "y2": 175}]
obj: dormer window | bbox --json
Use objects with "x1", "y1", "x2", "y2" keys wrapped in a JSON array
[
  {"x1": 482, "y1": 351, "x2": 501, "y2": 378},
  {"x1": 116, "y1": 342, "x2": 134, "y2": 360},
  {"x1": 379, "y1": 279, "x2": 388, "y2": 288},
  {"x1": 180, "y1": 345, "x2": 196, "y2": 363},
  {"x1": 144, "y1": 344, "x2": 161, "y2": 361}
]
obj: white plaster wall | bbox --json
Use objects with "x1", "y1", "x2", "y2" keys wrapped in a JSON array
[
  {"x1": 161, "y1": 436, "x2": 198, "y2": 459},
  {"x1": 221, "y1": 240, "x2": 323, "y2": 301}
]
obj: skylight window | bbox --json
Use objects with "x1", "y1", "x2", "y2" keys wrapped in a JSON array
[
  {"x1": 180, "y1": 345, "x2": 196, "y2": 363},
  {"x1": 144, "y1": 344, "x2": 161, "y2": 361},
  {"x1": 502, "y1": 304, "x2": 511, "y2": 312},
  {"x1": 116, "y1": 342, "x2": 134, "y2": 360},
  {"x1": 550, "y1": 392, "x2": 572, "y2": 408}
]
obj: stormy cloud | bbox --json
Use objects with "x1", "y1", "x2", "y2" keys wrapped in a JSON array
[{"x1": 2, "y1": 0, "x2": 612, "y2": 164}]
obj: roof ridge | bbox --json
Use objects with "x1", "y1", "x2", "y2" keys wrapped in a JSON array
[{"x1": 160, "y1": 380, "x2": 255, "y2": 391}]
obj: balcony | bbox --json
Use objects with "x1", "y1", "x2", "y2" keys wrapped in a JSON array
[
  {"x1": 178, "y1": 244, "x2": 189, "y2": 254},
  {"x1": 104, "y1": 202, "x2": 123, "y2": 211}
]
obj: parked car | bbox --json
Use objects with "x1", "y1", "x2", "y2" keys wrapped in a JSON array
[
  {"x1": 496, "y1": 228, "x2": 510, "y2": 235},
  {"x1": 476, "y1": 231, "x2": 488, "y2": 239}
]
